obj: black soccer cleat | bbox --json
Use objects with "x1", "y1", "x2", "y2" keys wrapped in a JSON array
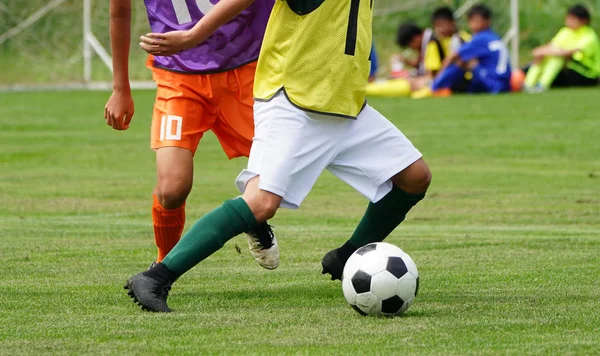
[
  {"x1": 125, "y1": 272, "x2": 173, "y2": 313},
  {"x1": 321, "y1": 248, "x2": 346, "y2": 281},
  {"x1": 123, "y1": 261, "x2": 160, "y2": 290}
]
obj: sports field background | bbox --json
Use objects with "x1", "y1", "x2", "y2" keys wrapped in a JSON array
[
  {"x1": 2, "y1": 0, "x2": 600, "y2": 84},
  {"x1": 1, "y1": 89, "x2": 599, "y2": 354}
]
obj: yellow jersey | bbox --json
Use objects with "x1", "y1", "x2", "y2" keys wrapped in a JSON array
[
  {"x1": 254, "y1": 0, "x2": 373, "y2": 118},
  {"x1": 424, "y1": 31, "x2": 471, "y2": 73}
]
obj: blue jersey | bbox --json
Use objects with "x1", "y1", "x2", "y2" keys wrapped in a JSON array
[{"x1": 458, "y1": 29, "x2": 511, "y2": 82}]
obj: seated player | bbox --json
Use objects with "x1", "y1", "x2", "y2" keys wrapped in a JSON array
[
  {"x1": 369, "y1": 42, "x2": 379, "y2": 82},
  {"x1": 367, "y1": 8, "x2": 470, "y2": 97},
  {"x1": 524, "y1": 4, "x2": 600, "y2": 91},
  {"x1": 413, "y1": 4, "x2": 511, "y2": 98},
  {"x1": 394, "y1": 23, "x2": 430, "y2": 77},
  {"x1": 395, "y1": 9, "x2": 470, "y2": 79},
  {"x1": 424, "y1": 7, "x2": 472, "y2": 79}
]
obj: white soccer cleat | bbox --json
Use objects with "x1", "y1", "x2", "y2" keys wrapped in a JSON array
[{"x1": 246, "y1": 222, "x2": 279, "y2": 270}]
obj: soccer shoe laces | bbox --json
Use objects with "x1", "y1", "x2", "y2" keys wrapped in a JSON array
[
  {"x1": 155, "y1": 282, "x2": 171, "y2": 301},
  {"x1": 249, "y1": 223, "x2": 275, "y2": 249}
]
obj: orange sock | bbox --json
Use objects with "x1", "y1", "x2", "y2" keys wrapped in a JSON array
[{"x1": 152, "y1": 195, "x2": 186, "y2": 263}]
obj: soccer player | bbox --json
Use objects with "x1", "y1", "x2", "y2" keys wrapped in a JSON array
[
  {"x1": 413, "y1": 4, "x2": 511, "y2": 98},
  {"x1": 104, "y1": 0, "x2": 279, "y2": 270},
  {"x1": 395, "y1": 8, "x2": 470, "y2": 79},
  {"x1": 425, "y1": 7, "x2": 471, "y2": 78},
  {"x1": 524, "y1": 4, "x2": 600, "y2": 91},
  {"x1": 395, "y1": 23, "x2": 429, "y2": 74},
  {"x1": 126, "y1": 0, "x2": 432, "y2": 313}
]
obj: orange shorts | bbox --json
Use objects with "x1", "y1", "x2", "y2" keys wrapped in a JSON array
[{"x1": 149, "y1": 59, "x2": 255, "y2": 158}]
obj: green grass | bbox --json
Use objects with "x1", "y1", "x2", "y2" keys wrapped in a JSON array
[{"x1": 1, "y1": 89, "x2": 599, "y2": 355}]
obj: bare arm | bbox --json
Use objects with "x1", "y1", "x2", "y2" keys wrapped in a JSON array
[
  {"x1": 540, "y1": 48, "x2": 578, "y2": 57},
  {"x1": 533, "y1": 45, "x2": 578, "y2": 61},
  {"x1": 440, "y1": 52, "x2": 460, "y2": 71},
  {"x1": 140, "y1": 0, "x2": 255, "y2": 56},
  {"x1": 104, "y1": 0, "x2": 135, "y2": 131},
  {"x1": 110, "y1": 0, "x2": 131, "y2": 91}
]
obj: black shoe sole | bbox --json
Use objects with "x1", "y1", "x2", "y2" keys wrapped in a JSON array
[
  {"x1": 321, "y1": 254, "x2": 343, "y2": 281},
  {"x1": 321, "y1": 263, "x2": 340, "y2": 281},
  {"x1": 124, "y1": 280, "x2": 156, "y2": 312}
]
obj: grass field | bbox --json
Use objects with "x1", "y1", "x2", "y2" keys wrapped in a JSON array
[{"x1": 1, "y1": 89, "x2": 599, "y2": 355}]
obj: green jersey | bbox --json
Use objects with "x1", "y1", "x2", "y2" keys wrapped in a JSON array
[{"x1": 552, "y1": 26, "x2": 600, "y2": 79}]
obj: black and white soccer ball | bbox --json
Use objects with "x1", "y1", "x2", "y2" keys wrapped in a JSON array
[{"x1": 342, "y1": 242, "x2": 419, "y2": 317}]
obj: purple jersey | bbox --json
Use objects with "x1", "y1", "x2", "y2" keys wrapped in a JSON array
[{"x1": 144, "y1": 0, "x2": 273, "y2": 73}]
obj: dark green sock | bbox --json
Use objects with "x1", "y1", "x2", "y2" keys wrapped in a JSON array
[
  {"x1": 339, "y1": 186, "x2": 425, "y2": 260},
  {"x1": 162, "y1": 198, "x2": 257, "y2": 277}
]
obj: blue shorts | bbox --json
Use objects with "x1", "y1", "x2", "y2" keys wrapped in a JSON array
[{"x1": 468, "y1": 67, "x2": 511, "y2": 94}]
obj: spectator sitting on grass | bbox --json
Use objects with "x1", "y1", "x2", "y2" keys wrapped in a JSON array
[
  {"x1": 394, "y1": 22, "x2": 431, "y2": 78},
  {"x1": 524, "y1": 4, "x2": 600, "y2": 91},
  {"x1": 394, "y1": 8, "x2": 470, "y2": 83},
  {"x1": 412, "y1": 4, "x2": 511, "y2": 99},
  {"x1": 366, "y1": 7, "x2": 471, "y2": 98},
  {"x1": 425, "y1": 7, "x2": 471, "y2": 78}
]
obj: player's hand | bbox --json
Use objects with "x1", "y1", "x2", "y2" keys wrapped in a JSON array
[
  {"x1": 139, "y1": 31, "x2": 195, "y2": 56},
  {"x1": 105, "y1": 89, "x2": 134, "y2": 131}
]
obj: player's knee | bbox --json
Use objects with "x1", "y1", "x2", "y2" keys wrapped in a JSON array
[
  {"x1": 392, "y1": 160, "x2": 432, "y2": 194},
  {"x1": 249, "y1": 198, "x2": 279, "y2": 222},
  {"x1": 415, "y1": 165, "x2": 432, "y2": 193},
  {"x1": 244, "y1": 193, "x2": 280, "y2": 223},
  {"x1": 154, "y1": 181, "x2": 192, "y2": 209}
]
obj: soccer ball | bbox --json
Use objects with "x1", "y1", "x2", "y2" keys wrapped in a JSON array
[{"x1": 342, "y1": 242, "x2": 419, "y2": 317}]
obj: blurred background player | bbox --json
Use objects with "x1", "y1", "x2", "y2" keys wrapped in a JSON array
[
  {"x1": 413, "y1": 4, "x2": 511, "y2": 98},
  {"x1": 104, "y1": 0, "x2": 279, "y2": 270},
  {"x1": 425, "y1": 7, "x2": 471, "y2": 79},
  {"x1": 524, "y1": 4, "x2": 600, "y2": 91},
  {"x1": 395, "y1": 8, "x2": 470, "y2": 80},
  {"x1": 394, "y1": 23, "x2": 429, "y2": 77},
  {"x1": 369, "y1": 43, "x2": 379, "y2": 82},
  {"x1": 367, "y1": 7, "x2": 470, "y2": 97}
]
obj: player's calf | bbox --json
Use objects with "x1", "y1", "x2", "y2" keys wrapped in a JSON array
[{"x1": 323, "y1": 160, "x2": 431, "y2": 281}]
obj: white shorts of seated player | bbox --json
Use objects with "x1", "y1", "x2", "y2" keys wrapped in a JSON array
[{"x1": 236, "y1": 91, "x2": 423, "y2": 209}]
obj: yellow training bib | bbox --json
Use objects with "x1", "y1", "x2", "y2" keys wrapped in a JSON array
[{"x1": 254, "y1": 0, "x2": 373, "y2": 118}]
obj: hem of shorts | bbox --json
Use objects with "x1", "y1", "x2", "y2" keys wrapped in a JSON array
[
  {"x1": 372, "y1": 151, "x2": 423, "y2": 187},
  {"x1": 254, "y1": 87, "x2": 367, "y2": 120},
  {"x1": 257, "y1": 182, "x2": 302, "y2": 210},
  {"x1": 236, "y1": 169, "x2": 301, "y2": 210},
  {"x1": 152, "y1": 57, "x2": 258, "y2": 75},
  {"x1": 151, "y1": 144, "x2": 196, "y2": 155}
]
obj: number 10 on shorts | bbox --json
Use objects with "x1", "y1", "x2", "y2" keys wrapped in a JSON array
[{"x1": 159, "y1": 115, "x2": 183, "y2": 141}]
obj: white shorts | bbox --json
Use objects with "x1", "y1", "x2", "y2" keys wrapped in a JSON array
[{"x1": 236, "y1": 92, "x2": 422, "y2": 209}]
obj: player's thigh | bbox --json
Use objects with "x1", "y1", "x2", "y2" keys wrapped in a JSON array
[
  {"x1": 470, "y1": 67, "x2": 509, "y2": 93},
  {"x1": 212, "y1": 62, "x2": 256, "y2": 159},
  {"x1": 151, "y1": 69, "x2": 217, "y2": 155},
  {"x1": 235, "y1": 93, "x2": 339, "y2": 209},
  {"x1": 328, "y1": 105, "x2": 422, "y2": 202}
]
